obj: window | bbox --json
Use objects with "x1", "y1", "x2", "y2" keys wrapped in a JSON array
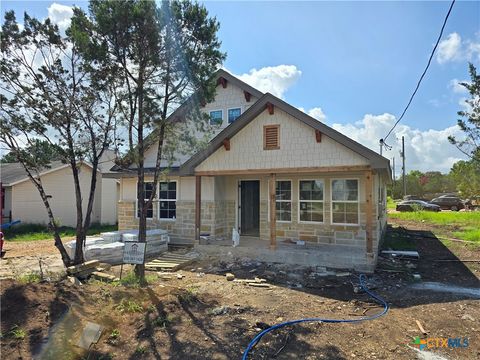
[
  {"x1": 159, "y1": 181, "x2": 177, "y2": 219},
  {"x1": 137, "y1": 182, "x2": 154, "y2": 218},
  {"x1": 209, "y1": 110, "x2": 223, "y2": 125},
  {"x1": 276, "y1": 180, "x2": 291, "y2": 221},
  {"x1": 228, "y1": 108, "x2": 241, "y2": 123},
  {"x1": 331, "y1": 179, "x2": 359, "y2": 224},
  {"x1": 264, "y1": 125, "x2": 280, "y2": 150},
  {"x1": 299, "y1": 180, "x2": 324, "y2": 222}
]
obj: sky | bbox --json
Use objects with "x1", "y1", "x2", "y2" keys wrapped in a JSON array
[{"x1": 1, "y1": 0, "x2": 479, "y2": 174}]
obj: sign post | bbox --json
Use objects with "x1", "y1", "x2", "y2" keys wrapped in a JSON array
[{"x1": 122, "y1": 242, "x2": 147, "y2": 279}]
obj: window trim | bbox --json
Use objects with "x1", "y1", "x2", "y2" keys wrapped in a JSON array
[
  {"x1": 135, "y1": 181, "x2": 156, "y2": 220},
  {"x1": 267, "y1": 179, "x2": 292, "y2": 223},
  {"x1": 158, "y1": 180, "x2": 178, "y2": 221},
  {"x1": 209, "y1": 109, "x2": 223, "y2": 126},
  {"x1": 263, "y1": 124, "x2": 280, "y2": 150},
  {"x1": 330, "y1": 178, "x2": 360, "y2": 226},
  {"x1": 227, "y1": 106, "x2": 242, "y2": 124},
  {"x1": 297, "y1": 179, "x2": 325, "y2": 224}
]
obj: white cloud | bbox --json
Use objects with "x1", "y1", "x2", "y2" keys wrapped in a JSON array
[
  {"x1": 448, "y1": 78, "x2": 468, "y2": 94},
  {"x1": 331, "y1": 113, "x2": 466, "y2": 173},
  {"x1": 236, "y1": 65, "x2": 301, "y2": 99},
  {"x1": 47, "y1": 3, "x2": 74, "y2": 31},
  {"x1": 298, "y1": 106, "x2": 327, "y2": 122},
  {"x1": 436, "y1": 32, "x2": 480, "y2": 64}
]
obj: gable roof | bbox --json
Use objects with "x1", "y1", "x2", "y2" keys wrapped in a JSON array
[
  {"x1": 179, "y1": 93, "x2": 391, "y2": 176},
  {"x1": 1, "y1": 161, "x2": 97, "y2": 187},
  {"x1": 110, "y1": 69, "x2": 264, "y2": 173}
]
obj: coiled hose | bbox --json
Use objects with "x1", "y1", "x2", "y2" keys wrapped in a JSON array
[{"x1": 242, "y1": 274, "x2": 389, "y2": 359}]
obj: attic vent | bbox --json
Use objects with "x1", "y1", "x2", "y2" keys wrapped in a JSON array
[{"x1": 264, "y1": 125, "x2": 280, "y2": 150}]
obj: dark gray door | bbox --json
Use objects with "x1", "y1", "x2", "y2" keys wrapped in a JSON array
[{"x1": 240, "y1": 181, "x2": 260, "y2": 236}]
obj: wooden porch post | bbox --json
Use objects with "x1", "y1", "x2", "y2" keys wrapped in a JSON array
[
  {"x1": 365, "y1": 170, "x2": 374, "y2": 254},
  {"x1": 195, "y1": 175, "x2": 201, "y2": 242},
  {"x1": 269, "y1": 173, "x2": 276, "y2": 250}
]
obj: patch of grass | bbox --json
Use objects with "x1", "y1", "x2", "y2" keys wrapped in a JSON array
[
  {"x1": 106, "y1": 328, "x2": 120, "y2": 345},
  {"x1": 453, "y1": 228, "x2": 480, "y2": 243},
  {"x1": 3, "y1": 223, "x2": 117, "y2": 242},
  {"x1": 152, "y1": 314, "x2": 174, "y2": 328},
  {"x1": 387, "y1": 196, "x2": 397, "y2": 210},
  {"x1": 177, "y1": 286, "x2": 198, "y2": 304},
  {"x1": 18, "y1": 273, "x2": 42, "y2": 284},
  {"x1": 9, "y1": 325, "x2": 26, "y2": 340},
  {"x1": 134, "y1": 345, "x2": 148, "y2": 355},
  {"x1": 115, "y1": 299, "x2": 143, "y2": 314},
  {"x1": 119, "y1": 271, "x2": 157, "y2": 287}
]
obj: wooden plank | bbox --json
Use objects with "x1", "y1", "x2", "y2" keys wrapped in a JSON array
[
  {"x1": 365, "y1": 170, "x2": 374, "y2": 254},
  {"x1": 269, "y1": 173, "x2": 276, "y2": 250},
  {"x1": 195, "y1": 165, "x2": 371, "y2": 176},
  {"x1": 67, "y1": 260, "x2": 100, "y2": 275},
  {"x1": 195, "y1": 175, "x2": 201, "y2": 241},
  {"x1": 91, "y1": 272, "x2": 118, "y2": 282}
]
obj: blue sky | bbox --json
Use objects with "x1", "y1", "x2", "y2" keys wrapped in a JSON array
[{"x1": 2, "y1": 1, "x2": 479, "y2": 172}]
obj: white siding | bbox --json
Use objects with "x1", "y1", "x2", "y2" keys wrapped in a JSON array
[
  {"x1": 101, "y1": 178, "x2": 119, "y2": 224},
  {"x1": 11, "y1": 164, "x2": 102, "y2": 227},
  {"x1": 196, "y1": 107, "x2": 369, "y2": 172}
]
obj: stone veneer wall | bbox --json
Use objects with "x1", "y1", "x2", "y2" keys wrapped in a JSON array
[{"x1": 118, "y1": 200, "x2": 217, "y2": 244}]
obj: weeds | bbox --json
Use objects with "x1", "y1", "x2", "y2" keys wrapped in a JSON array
[
  {"x1": 177, "y1": 286, "x2": 198, "y2": 304},
  {"x1": 119, "y1": 272, "x2": 158, "y2": 287},
  {"x1": 153, "y1": 314, "x2": 174, "y2": 328},
  {"x1": 18, "y1": 273, "x2": 42, "y2": 284},
  {"x1": 135, "y1": 345, "x2": 148, "y2": 355},
  {"x1": 107, "y1": 328, "x2": 120, "y2": 345},
  {"x1": 115, "y1": 299, "x2": 143, "y2": 313},
  {"x1": 9, "y1": 325, "x2": 26, "y2": 340}
]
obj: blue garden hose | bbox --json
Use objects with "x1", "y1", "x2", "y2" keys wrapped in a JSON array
[{"x1": 242, "y1": 274, "x2": 389, "y2": 359}]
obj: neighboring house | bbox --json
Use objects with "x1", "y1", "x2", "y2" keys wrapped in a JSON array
[
  {"x1": 111, "y1": 70, "x2": 391, "y2": 271},
  {"x1": 1, "y1": 151, "x2": 119, "y2": 227}
]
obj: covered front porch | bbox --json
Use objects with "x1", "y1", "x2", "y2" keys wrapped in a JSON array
[{"x1": 192, "y1": 166, "x2": 378, "y2": 272}]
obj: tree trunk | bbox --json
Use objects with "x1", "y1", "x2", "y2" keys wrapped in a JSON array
[{"x1": 71, "y1": 161, "x2": 85, "y2": 264}]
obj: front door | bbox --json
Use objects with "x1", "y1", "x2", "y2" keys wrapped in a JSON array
[{"x1": 240, "y1": 180, "x2": 260, "y2": 236}]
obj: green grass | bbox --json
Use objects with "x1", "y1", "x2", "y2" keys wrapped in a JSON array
[
  {"x1": 2, "y1": 223, "x2": 117, "y2": 242},
  {"x1": 18, "y1": 273, "x2": 42, "y2": 284},
  {"x1": 118, "y1": 271, "x2": 158, "y2": 287},
  {"x1": 389, "y1": 211, "x2": 480, "y2": 243},
  {"x1": 387, "y1": 196, "x2": 397, "y2": 210},
  {"x1": 9, "y1": 325, "x2": 26, "y2": 340},
  {"x1": 115, "y1": 299, "x2": 143, "y2": 314}
]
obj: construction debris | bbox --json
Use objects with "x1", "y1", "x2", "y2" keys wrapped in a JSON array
[
  {"x1": 415, "y1": 319, "x2": 428, "y2": 335},
  {"x1": 67, "y1": 260, "x2": 100, "y2": 276},
  {"x1": 91, "y1": 271, "x2": 118, "y2": 282},
  {"x1": 248, "y1": 283, "x2": 271, "y2": 288},
  {"x1": 225, "y1": 273, "x2": 235, "y2": 281},
  {"x1": 145, "y1": 252, "x2": 198, "y2": 272},
  {"x1": 381, "y1": 250, "x2": 420, "y2": 259},
  {"x1": 77, "y1": 322, "x2": 103, "y2": 350}
]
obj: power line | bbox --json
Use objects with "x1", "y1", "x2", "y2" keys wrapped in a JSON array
[{"x1": 381, "y1": 0, "x2": 456, "y2": 148}]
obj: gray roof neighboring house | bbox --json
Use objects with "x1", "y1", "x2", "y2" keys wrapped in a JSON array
[{"x1": 0, "y1": 161, "x2": 68, "y2": 186}]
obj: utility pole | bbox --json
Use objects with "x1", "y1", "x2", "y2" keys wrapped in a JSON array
[{"x1": 401, "y1": 136, "x2": 406, "y2": 197}]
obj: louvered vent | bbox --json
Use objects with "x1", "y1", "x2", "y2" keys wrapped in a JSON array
[{"x1": 264, "y1": 125, "x2": 280, "y2": 150}]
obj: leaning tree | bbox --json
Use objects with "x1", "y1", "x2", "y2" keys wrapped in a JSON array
[
  {"x1": 71, "y1": 0, "x2": 225, "y2": 283},
  {"x1": 0, "y1": 11, "x2": 118, "y2": 265}
]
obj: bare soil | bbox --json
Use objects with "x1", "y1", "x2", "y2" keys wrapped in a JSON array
[{"x1": 1, "y1": 222, "x2": 479, "y2": 360}]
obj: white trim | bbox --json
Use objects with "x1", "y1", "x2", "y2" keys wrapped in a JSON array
[
  {"x1": 297, "y1": 179, "x2": 325, "y2": 224},
  {"x1": 330, "y1": 178, "x2": 360, "y2": 226},
  {"x1": 227, "y1": 106, "x2": 243, "y2": 124},
  {"x1": 267, "y1": 178, "x2": 292, "y2": 223},
  {"x1": 158, "y1": 180, "x2": 177, "y2": 221},
  {"x1": 209, "y1": 109, "x2": 223, "y2": 126}
]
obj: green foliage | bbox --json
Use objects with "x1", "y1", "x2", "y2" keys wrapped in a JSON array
[
  {"x1": 134, "y1": 345, "x2": 148, "y2": 355},
  {"x1": 107, "y1": 328, "x2": 120, "y2": 345},
  {"x1": 119, "y1": 271, "x2": 157, "y2": 287},
  {"x1": 177, "y1": 286, "x2": 198, "y2": 304},
  {"x1": 3, "y1": 223, "x2": 117, "y2": 242},
  {"x1": 0, "y1": 140, "x2": 64, "y2": 164},
  {"x1": 115, "y1": 299, "x2": 143, "y2": 314},
  {"x1": 450, "y1": 159, "x2": 480, "y2": 199},
  {"x1": 152, "y1": 314, "x2": 174, "y2": 328},
  {"x1": 18, "y1": 273, "x2": 42, "y2": 283},
  {"x1": 389, "y1": 170, "x2": 456, "y2": 199},
  {"x1": 448, "y1": 63, "x2": 480, "y2": 162},
  {"x1": 9, "y1": 325, "x2": 26, "y2": 340}
]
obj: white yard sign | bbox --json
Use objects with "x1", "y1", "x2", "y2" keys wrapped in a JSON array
[{"x1": 123, "y1": 242, "x2": 146, "y2": 265}]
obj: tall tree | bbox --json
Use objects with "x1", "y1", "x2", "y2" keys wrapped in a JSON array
[
  {"x1": 0, "y1": 11, "x2": 118, "y2": 265},
  {"x1": 449, "y1": 63, "x2": 480, "y2": 162},
  {"x1": 72, "y1": 0, "x2": 225, "y2": 283},
  {"x1": 1, "y1": 140, "x2": 63, "y2": 163},
  {"x1": 450, "y1": 159, "x2": 480, "y2": 199}
]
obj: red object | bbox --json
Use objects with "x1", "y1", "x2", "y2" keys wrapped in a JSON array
[{"x1": 0, "y1": 232, "x2": 4, "y2": 253}]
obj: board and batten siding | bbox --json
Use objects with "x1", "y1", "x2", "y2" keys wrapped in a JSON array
[
  {"x1": 11, "y1": 164, "x2": 102, "y2": 227},
  {"x1": 196, "y1": 107, "x2": 370, "y2": 172}
]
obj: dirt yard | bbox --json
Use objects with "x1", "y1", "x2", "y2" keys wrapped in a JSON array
[{"x1": 1, "y1": 222, "x2": 479, "y2": 360}]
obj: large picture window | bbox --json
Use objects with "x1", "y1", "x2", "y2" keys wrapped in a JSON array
[
  {"x1": 276, "y1": 180, "x2": 291, "y2": 222},
  {"x1": 299, "y1": 180, "x2": 324, "y2": 222},
  {"x1": 159, "y1": 181, "x2": 177, "y2": 219},
  {"x1": 331, "y1": 179, "x2": 359, "y2": 224},
  {"x1": 137, "y1": 182, "x2": 154, "y2": 218}
]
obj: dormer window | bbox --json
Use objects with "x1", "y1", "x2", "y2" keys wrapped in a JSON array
[
  {"x1": 209, "y1": 110, "x2": 223, "y2": 125},
  {"x1": 228, "y1": 108, "x2": 241, "y2": 123}
]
